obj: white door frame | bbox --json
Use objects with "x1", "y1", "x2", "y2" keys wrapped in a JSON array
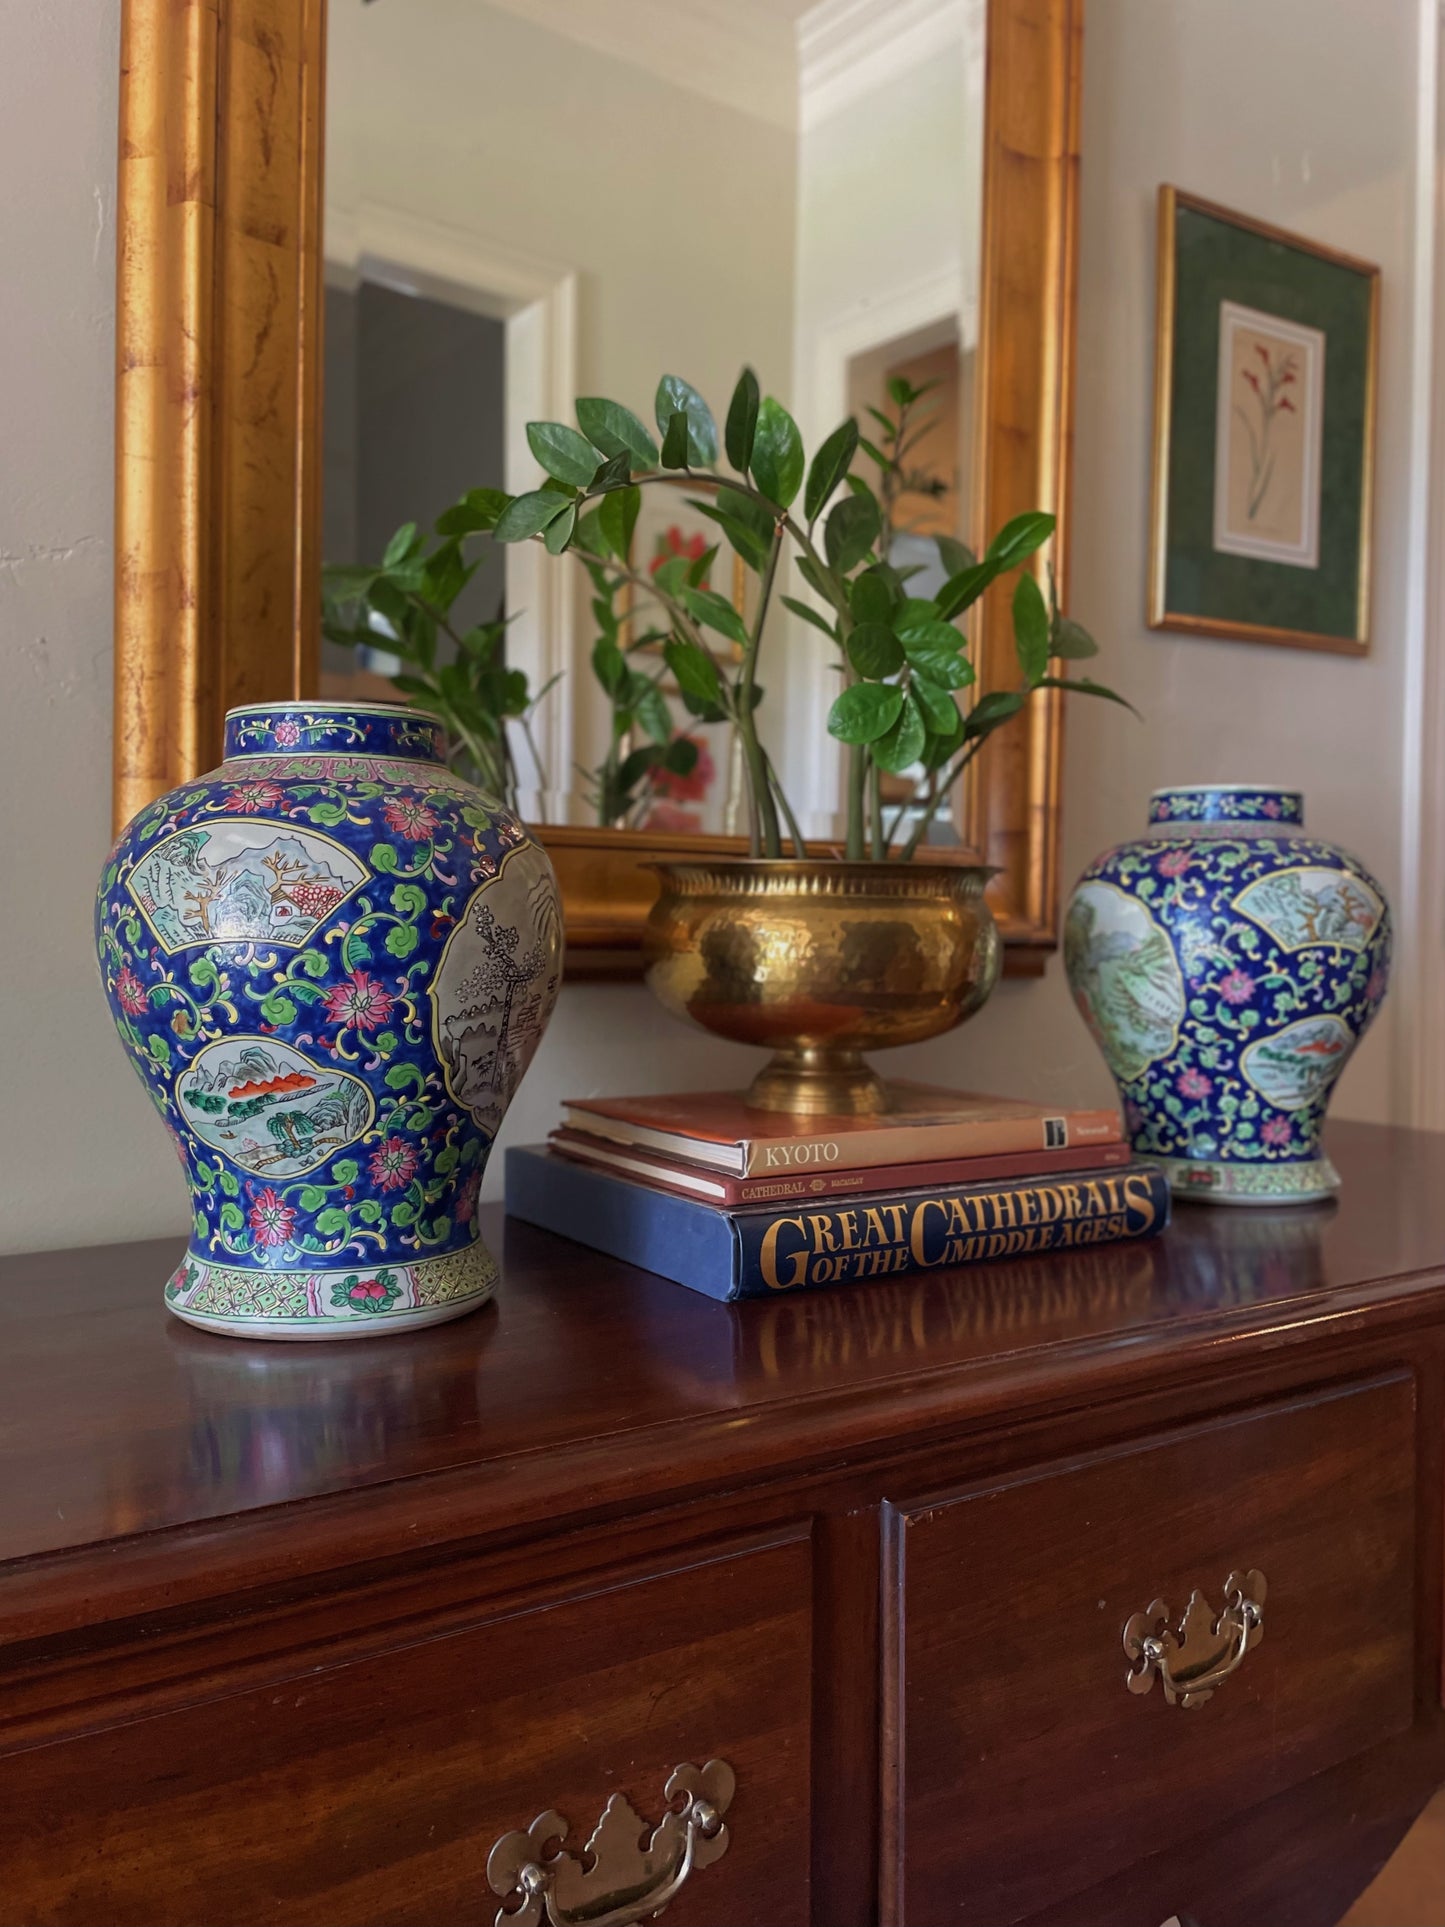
[{"x1": 325, "y1": 202, "x2": 579, "y2": 811}]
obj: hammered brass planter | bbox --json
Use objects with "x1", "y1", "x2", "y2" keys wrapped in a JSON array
[{"x1": 643, "y1": 859, "x2": 1001, "y2": 1114}]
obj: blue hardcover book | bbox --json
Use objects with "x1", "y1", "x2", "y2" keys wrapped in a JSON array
[{"x1": 504, "y1": 1145, "x2": 1170, "y2": 1302}]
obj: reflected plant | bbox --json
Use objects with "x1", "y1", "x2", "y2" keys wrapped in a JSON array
[
  {"x1": 483, "y1": 369, "x2": 1132, "y2": 859},
  {"x1": 322, "y1": 519, "x2": 554, "y2": 814}
]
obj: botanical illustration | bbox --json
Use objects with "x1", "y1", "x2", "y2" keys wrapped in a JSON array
[
  {"x1": 176, "y1": 1037, "x2": 374, "y2": 1179},
  {"x1": 1240, "y1": 1015, "x2": 1353, "y2": 1111},
  {"x1": 1233, "y1": 866, "x2": 1383, "y2": 953},
  {"x1": 1213, "y1": 301, "x2": 1325, "y2": 569},
  {"x1": 431, "y1": 843, "x2": 564, "y2": 1137},
  {"x1": 127, "y1": 822, "x2": 367, "y2": 952},
  {"x1": 1064, "y1": 881, "x2": 1186, "y2": 1082}
]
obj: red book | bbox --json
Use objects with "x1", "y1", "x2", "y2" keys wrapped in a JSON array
[
  {"x1": 560, "y1": 1083, "x2": 1122, "y2": 1179},
  {"x1": 548, "y1": 1127, "x2": 1132, "y2": 1207}
]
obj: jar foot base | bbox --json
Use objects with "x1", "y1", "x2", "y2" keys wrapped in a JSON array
[
  {"x1": 747, "y1": 1046, "x2": 888, "y2": 1115},
  {"x1": 1153, "y1": 1154, "x2": 1340, "y2": 1207},
  {"x1": 163, "y1": 1239, "x2": 498, "y2": 1340}
]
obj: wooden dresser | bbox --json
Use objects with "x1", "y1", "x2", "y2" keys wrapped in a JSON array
[{"x1": 2, "y1": 1120, "x2": 1443, "y2": 1927}]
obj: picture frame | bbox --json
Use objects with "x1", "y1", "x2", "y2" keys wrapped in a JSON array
[{"x1": 1149, "y1": 185, "x2": 1379, "y2": 656}]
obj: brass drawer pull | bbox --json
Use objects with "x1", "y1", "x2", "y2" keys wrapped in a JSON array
[
  {"x1": 1123, "y1": 1568, "x2": 1266, "y2": 1708},
  {"x1": 487, "y1": 1758, "x2": 735, "y2": 1927}
]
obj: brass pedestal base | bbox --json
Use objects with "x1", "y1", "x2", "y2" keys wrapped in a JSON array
[{"x1": 746, "y1": 1046, "x2": 888, "y2": 1115}]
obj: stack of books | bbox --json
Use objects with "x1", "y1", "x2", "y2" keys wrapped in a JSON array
[{"x1": 504, "y1": 1083, "x2": 1170, "y2": 1302}]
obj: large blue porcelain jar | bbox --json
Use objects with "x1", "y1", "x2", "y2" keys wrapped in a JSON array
[
  {"x1": 96, "y1": 702, "x2": 562, "y2": 1336},
  {"x1": 1064, "y1": 785, "x2": 1390, "y2": 1204}
]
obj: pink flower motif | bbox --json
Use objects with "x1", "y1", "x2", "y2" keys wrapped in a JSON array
[
  {"x1": 273, "y1": 718, "x2": 302, "y2": 747},
  {"x1": 1157, "y1": 848, "x2": 1191, "y2": 878},
  {"x1": 383, "y1": 795, "x2": 440, "y2": 842},
  {"x1": 1262, "y1": 798, "x2": 1281, "y2": 817},
  {"x1": 115, "y1": 966, "x2": 148, "y2": 1015},
  {"x1": 1177, "y1": 1067, "x2": 1212, "y2": 1099},
  {"x1": 248, "y1": 1187, "x2": 296, "y2": 1248},
  {"x1": 223, "y1": 781, "x2": 286, "y2": 814},
  {"x1": 1218, "y1": 968, "x2": 1256, "y2": 1005},
  {"x1": 322, "y1": 969, "x2": 394, "y2": 1031},
  {"x1": 454, "y1": 1172, "x2": 481, "y2": 1225},
  {"x1": 1154, "y1": 802, "x2": 1172, "y2": 820},
  {"x1": 1261, "y1": 1117, "x2": 1293, "y2": 1149},
  {"x1": 369, "y1": 1135, "x2": 418, "y2": 1191}
]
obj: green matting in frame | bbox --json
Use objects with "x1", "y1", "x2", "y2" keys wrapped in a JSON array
[{"x1": 1149, "y1": 186, "x2": 1378, "y2": 655}]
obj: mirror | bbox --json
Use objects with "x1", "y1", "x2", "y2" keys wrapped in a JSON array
[
  {"x1": 112, "y1": 0, "x2": 1081, "y2": 972},
  {"x1": 320, "y1": 0, "x2": 986, "y2": 848}
]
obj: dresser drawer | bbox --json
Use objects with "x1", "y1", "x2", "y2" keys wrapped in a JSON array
[
  {"x1": 0, "y1": 1531, "x2": 812, "y2": 1927},
  {"x1": 883, "y1": 1374, "x2": 1417, "y2": 1925}
]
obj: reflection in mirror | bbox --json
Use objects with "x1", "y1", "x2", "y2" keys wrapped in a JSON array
[{"x1": 321, "y1": 0, "x2": 985, "y2": 845}]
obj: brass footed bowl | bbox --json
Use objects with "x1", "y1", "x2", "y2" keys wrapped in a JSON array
[{"x1": 643, "y1": 858, "x2": 1001, "y2": 1114}]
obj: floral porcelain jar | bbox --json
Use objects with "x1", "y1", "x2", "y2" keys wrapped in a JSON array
[
  {"x1": 1064, "y1": 785, "x2": 1390, "y2": 1204},
  {"x1": 96, "y1": 702, "x2": 562, "y2": 1337}
]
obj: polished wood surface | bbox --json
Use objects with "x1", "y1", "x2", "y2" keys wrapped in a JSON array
[
  {"x1": 2, "y1": 1119, "x2": 1443, "y2": 1925},
  {"x1": 888, "y1": 1375, "x2": 1416, "y2": 1922},
  {"x1": 2, "y1": 1121, "x2": 1442, "y2": 1577},
  {"x1": 111, "y1": 0, "x2": 1082, "y2": 967},
  {"x1": 0, "y1": 1532, "x2": 812, "y2": 1927}
]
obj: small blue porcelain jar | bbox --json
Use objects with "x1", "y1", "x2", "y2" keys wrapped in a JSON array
[
  {"x1": 96, "y1": 702, "x2": 562, "y2": 1336},
  {"x1": 1064, "y1": 785, "x2": 1390, "y2": 1204}
]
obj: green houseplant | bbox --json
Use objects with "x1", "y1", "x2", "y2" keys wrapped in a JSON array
[{"x1": 324, "y1": 367, "x2": 1130, "y2": 1111}]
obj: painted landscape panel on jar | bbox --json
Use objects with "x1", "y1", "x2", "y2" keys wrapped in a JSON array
[
  {"x1": 1233, "y1": 867, "x2": 1384, "y2": 953},
  {"x1": 1241, "y1": 1015, "x2": 1353, "y2": 1112},
  {"x1": 1064, "y1": 881, "x2": 1186, "y2": 1083},
  {"x1": 176, "y1": 1037, "x2": 375, "y2": 1178},
  {"x1": 127, "y1": 822, "x2": 368, "y2": 952}
]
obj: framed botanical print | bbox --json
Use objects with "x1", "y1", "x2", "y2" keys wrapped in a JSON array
[{"x1": 1149, "y1": 186, "x2": 1379, "y2": 655}]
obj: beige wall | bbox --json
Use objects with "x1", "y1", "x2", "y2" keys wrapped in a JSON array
[{"x1": 0, "y1": 0, "x2": 1428, "y2": 1255}]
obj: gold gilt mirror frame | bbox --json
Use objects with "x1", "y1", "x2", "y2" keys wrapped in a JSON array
[{"x1": 114, "y1": 0, "x2": 1082, "y2": 979}]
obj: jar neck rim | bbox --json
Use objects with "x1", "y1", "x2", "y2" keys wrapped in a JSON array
[
  {"x1": 1149, "y1": 785, "x2": 1303, "y2": 827},
  {"x1": 222, "y1": 703, "x2": 449, "y2": 765}
]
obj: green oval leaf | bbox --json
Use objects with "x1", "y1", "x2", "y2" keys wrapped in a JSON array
[
  {"x1": 899, "y1": 620, "x2": 974, "y2": 690},
  {"x1": 846, "y1": 622, "x2": 904, "y2": 679},
  {"x1": 577, "y1": 397, "x2": 659, "y2": 469},
  {"x1": 1036, "y1": 675, "x2": 1140, "y2": 716},
  {"x1": 493, "y1": 490, "x2": 571, "y2": 543},
  {"x1": 598, "y1": 483, "x2": 642, "y2": 562},
  {"x1": 526, "y1": 420, "x2": 602, "y2": 489},
  {"x1": 935, "y1": 534, "x2": 977, "y2": 577},
  {"x1": 912, "y1": 675, "x2": 961, "y2": 734},
  {"x1": 804, "y1": 417, "x2": 860, "y2": 523},
  {"x1": 825, "y1": 492, "x2": 881, "y2": 573},
  {"x1": 779, "y1": 594, "x2": 837, "y2": 640},
  {"x1": 872, "y1": 691, "x2": 927, "y2": 773},
  {"x1": 435, "y1": 488, "x2": 510, "y2": 536},
  {"x1": 725, "y1": 366, "x2": 760, "y2": 473},
  {"x1": 827, "y1": 681, "x2": 904, "y2": 745},
  {"x1": 964, "y1": 689, "x2": 1027, "y2": 738},
  {"x1": 985, "y1": 510, "x2": 1056, "y2": 569},
  {"x1": 592, "y1": 635, "x2": 627, "y2": 698},
  {"x1": 750, "y1": 397, "x2": 805, "y2": 509},
  {"x1": 850, "y1": 568, "x2": 895, "y2": 625},
  {"x1": 681, "y1": 586, "x2": 749, "y2": 647},
  {"x1": 632, "y1": 679, "x2": 673, "y2": 744},
  {"x1": 1053, "y1": 615, "x2": 1100, "y2": 660},
  {"x1": 935, "y1": 557, "x2": 1001, "y2": 620},
  {"x1": 314, "y1": 1207, "x2": 350, "y2": 1236},
  {"x1": 543, "y1": 502, "x2": 578, "y2": 555},
  {"x1": 660, "y1": 410, "x2": 691, "y2": 470},
  {"x1": 383, "y1": 522, "x2": 421, "y2": 567},
  {"x1": 655, "y1": 376, "x2": 718, "y2": 465},
  {"x1": 1013, "y1": 573, "x2": 1051, "y2": 685}
]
